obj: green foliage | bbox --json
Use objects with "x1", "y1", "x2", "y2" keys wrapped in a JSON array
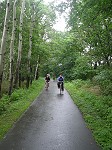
[
  {"x1": 68, "y1": 0, "x2": 112, "y2": 75},
  {"x1": 93, "y1": 69, "x2": 112, "y2": 95},
  {"x1": 72, "y1": 79, "x2": 91, "y2": 89},
  {"x1": 1, "y1": 81, "x2": 9, "y2": 94},
  {"x1": 0, "y1": 78, "x2": 44, "y2": 139},
  {"x1": 0, "y1": 78, "x2": 44, "y2": 115},
  {"x1": 65, "y1": 80, "x2": 112, "y2": 150},
  {"x1": 0, "y1": 103, "x2": 6, "y2": 115},
  {"x1": 10, "y1": 89, "x2": 27, "y2": 102},
  {"x1": 71, "y1": 56, "x2": 96, "y2": 80},
  {"x1": 0, "y1": 95, "x2": 10, "y2": 115},
  {"x1": 0, "y1": 0, "x2": 6, "y2": 37}
]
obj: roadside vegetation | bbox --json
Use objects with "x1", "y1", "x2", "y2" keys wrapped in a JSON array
[
  {"x1": 65, "y1": 80, "x2": 112, "y2": 150},
  {"x1": 0, "y1": 78, "x2": 44, "y2": 140},
  {"x1": 0, "y1": 0, "x2": 112, "y2": 149}
]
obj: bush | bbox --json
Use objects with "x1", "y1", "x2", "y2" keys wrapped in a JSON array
[
  {"x1": 0, "y1": 95, "x2": 10, "y2": 115},
  {"x1": 0, "y1": 103, "x2": 6, "y2": 115},
  {"x1": 65, "y1": 81, "x2": 112, "y2": 150},
  {"x1": 93, "y1": 69, "x2": 112, "y2": 95},
  {"x1": 71, "y1": 56, "x2": 96, "y2": 80},
  {"x1": 0, "y1": 78, "x2": 44, "y2": 140},
  {"x1": 10, "y1": 89, "x2": 26, "y2": 102}
]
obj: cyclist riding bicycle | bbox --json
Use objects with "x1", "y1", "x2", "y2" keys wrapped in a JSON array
[
  {"x1": 57, "y1": 74, "x2": 64, "y2": 91},
  {"x1": 45, "y1": 74, "x2": 50, "y2": 89}
]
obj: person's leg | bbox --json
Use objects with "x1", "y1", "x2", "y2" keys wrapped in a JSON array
[
  {"x1": 57, "y1": 82, "x2": 60, "y2": 88},
  {"x1": 45, "y1": 81, "x2": 47, "y2": 89},
  {"x1": 62, "y1": 82, "x2": 64, "y2": 91},
  {"x1": 48, "y1": 82, "x2": 49, "y2": 87}
]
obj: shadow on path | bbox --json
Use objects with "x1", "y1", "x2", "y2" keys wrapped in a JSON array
[{"x1": 0, "y1": 80, "x2": 101, "y2": 150}]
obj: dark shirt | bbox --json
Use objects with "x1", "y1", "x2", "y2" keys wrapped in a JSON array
[
  {"x1": 45, "y1": 76, "x2": 50, "y2": 82},
  {"x1": 57, "y1": 76, "x2": 64, "y2": 82}
]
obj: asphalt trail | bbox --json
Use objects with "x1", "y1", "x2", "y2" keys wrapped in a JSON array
[{"x1": 0, "y1": 80, "x2": 101, "y2": 150}]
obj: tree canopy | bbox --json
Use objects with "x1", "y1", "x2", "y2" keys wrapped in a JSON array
[{"x1": 0, "y1": 0, "x2": 112, "y2": 96}]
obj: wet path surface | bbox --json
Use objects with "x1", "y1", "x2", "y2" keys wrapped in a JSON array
[{"x1": 0, "y1": 81, "x2": 101, "y2": 150}]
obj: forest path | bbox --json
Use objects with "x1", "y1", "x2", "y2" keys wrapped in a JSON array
[{"x1": 0, "y1": 80, "x2": 101, "y2": 150}]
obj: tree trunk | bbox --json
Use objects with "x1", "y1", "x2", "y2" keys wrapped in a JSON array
[
  {"x1": 13, "y1": 0, "x2": 25, "y2": 88},
  {"x1": 8, "y1": 0, "x2": 17, "y2": 95},
  {"x1": 34, "y1": 56, "x2": 39, "y2": 80},
  {"x1": 26, "y1": 1, "x2": 35, "y2": 88},
  {"x1": 30, "y1": 66, "x2": 33, "y2": 84},
  {"x1": 0, "y1": 0, "x2": 10, "y2": 96}
]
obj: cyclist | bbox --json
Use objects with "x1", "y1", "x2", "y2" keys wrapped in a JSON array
[
  {"x1": 57, "y1": 74, "x2": 64, "y2": 91},
  {"x1": 45, "y1": 74, "x2": 50, "y2": 90}
]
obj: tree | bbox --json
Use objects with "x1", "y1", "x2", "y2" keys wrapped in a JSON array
[
  {"x1": 14, "y1": 0, "x2": 25, "y2": 88},
  {"x1": 68, "y1": 0, "x2": 112, "y2": 68},
  {"x1": 26, "y1": 1, "x2": 35, "y2": 88},
  {"x1": 8, "y1": 0, "x2": 17, "y2": 95},
  {"x1": 0, "y1": 0, "x2": 11, "y2": 96}
]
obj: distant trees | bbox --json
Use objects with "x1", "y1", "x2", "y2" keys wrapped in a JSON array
[
  {"x1": 0, "y1": 0, "x2": 111, "y2": 96},
  {"x1": 41, "y1": 0, "x2": 112, "y2": 95}
]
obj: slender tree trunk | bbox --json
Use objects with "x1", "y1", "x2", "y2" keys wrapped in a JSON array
[
  {"x1": 8, "y1": 0, "x2": 17, "y2": 95},
  {"x1": 34, "y1": 56, "x2": 39, "y2": 80},
  {"x1": 26, "y1": 1, "x2": 35, "y2": 88},
  {"x1": 30, "y1": 66, "x2": 33, "y2": 84},
  {"x1": 14, "y1": 0, "x2": 25, "y2": 88},
  {"x1": 34, "y1": 61, "x2": 39, "y2": 80},
  {"x1": 19, "y1": 71, "x2": 21, "y2": 87},
  {"x1": 0, "y1": 0, "x2": 10, "y2": 96}
]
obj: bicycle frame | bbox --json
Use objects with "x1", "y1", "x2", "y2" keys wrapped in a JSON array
[
  {"x1": 59, "y1": 81, "x2": 63, "y2": 95},
  {"x1": 45, "y1": 81, "x2": 49, "y2": 90}
]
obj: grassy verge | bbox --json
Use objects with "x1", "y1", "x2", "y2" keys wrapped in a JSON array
[
  {"x1": 0, "y1": 78, "x2": 44, "y2": 140},
  {"x1": 65, "y1": 80, "x2": 112, "y2": 150}
]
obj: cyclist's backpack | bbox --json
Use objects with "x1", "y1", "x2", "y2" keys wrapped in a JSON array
[{"x1": 59, "y1": 77, "x2": 63, "y2": 81}]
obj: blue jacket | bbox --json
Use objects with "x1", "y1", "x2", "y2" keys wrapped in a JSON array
[{"x1": 57, "y1": 76, "x2": 64, "y2": 82}]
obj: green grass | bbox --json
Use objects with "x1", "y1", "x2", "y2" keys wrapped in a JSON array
[
  {"x1": 65, "y1": 80, "x2": 112, "y2": 150},
  {"x1": 0, "y1": 78, "x2": 44, "y2": 140}
]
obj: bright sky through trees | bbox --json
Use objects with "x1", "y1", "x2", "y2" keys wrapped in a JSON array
[
  {"x1": 43, "y1": 0, "x2": 67, "y2": 31},
  {"x1": 53, "y1": 15, "x2": 66, "y2": 32}
]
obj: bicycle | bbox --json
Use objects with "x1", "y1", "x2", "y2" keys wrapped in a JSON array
[
  {"x1": 45, "y1": 81, "x2": 49, "y2": 90},
  {"x1": 59, "y1": 81, "x2": 63, "y2": 95}
]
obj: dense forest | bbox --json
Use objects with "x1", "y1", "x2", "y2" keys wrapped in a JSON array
[
  {"x1": 0, "y1": 0, "x2": 112, "y2": 96},
  {"x1": 0, "y1": 0, "x2": 112, "y2": 149}
]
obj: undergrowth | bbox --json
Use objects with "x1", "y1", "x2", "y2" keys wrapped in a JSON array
[
  {"x1": 65, "y1": 79, "x2": 112, "y2": 150},
  {"x1": 0, "y1": 78, "x2": 44, "y2": 140}
]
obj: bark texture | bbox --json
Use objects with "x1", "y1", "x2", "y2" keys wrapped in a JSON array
[
  {"x1": 14, "y1": 0, "x2": 25, "y2": 88},
  {"x1": 0, "y1": 0, "x2": 10, "y2": 96},
  {"x1": 8, "y1": 0, "x2": 17, "y2": 95}
]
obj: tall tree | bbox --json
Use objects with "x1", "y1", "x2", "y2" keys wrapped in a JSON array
[
  {"x1": 0, "y1": 0, "x2": 11, "y2": 96},
  {"x1": 8, "y1": 0, "x2": 17, "y2": 95},
  {"x1": 14, "y1": 0, "x2": 25, "y2": 88},
  {"x1": 26, "y1": 1, "x2": 35, "y2": 88}
]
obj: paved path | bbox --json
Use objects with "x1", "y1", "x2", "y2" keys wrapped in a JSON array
[{"x1": 0, "y1": 81, "x2": 101, "y2": 150}]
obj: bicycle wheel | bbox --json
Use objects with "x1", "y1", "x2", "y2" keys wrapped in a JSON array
[
  {"x1": 46, "y1": 82, "x2": 48, "y2": 90},
  {"x1": 60, "y1": 83, "x2": 62, "y2": 95}
]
